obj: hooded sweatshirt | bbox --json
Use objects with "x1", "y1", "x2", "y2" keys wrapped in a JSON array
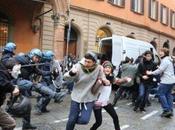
[{"x1": 64, "y1": 62, "x2": 106, "y2": 103}]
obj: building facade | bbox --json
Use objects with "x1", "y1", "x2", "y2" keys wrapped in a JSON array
[
  {"x1": 0, "y1": 0, "x2": 68, "y2": 58},
  {"x1": 1, "y1": 0, "x2": 175, "y2": 59},
  {"x1": 68, "y1": 0, "x2": 175, "y2": 58}
]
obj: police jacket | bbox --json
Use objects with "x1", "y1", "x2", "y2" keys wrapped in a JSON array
[
  {"x1": 0, "y1": 63, "x2": 15, "y2": 106},
  {"x1": 1, "y1": 51, "x2": 14, "y2": 66},
  {"x1": 15, "y1": 55, "x2": 51, "y2": 80}
]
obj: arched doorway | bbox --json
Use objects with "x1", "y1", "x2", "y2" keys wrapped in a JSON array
[
  {"x1": 96, "y1": 27, "x2": 112, "y2": 62},
  {"x1": 64, "y1": 25, "x2": 78, "y2": 57},
  {"x1": 96, "y1": 27, "x2": 112, "y2": 43},
  {"x1": 163, "y1": 40, "x2": 170, "y2": 49},
  {"x1": 0, "y1": 11, "x2": 9, "y2": 50}
]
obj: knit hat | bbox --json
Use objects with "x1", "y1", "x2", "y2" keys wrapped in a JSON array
[
  {"x1": 102, "y1": 61, "x2": 113, "y2": 69},
  {"x1": 84, "y1": 51, "x2": 97, "y2": 63}
]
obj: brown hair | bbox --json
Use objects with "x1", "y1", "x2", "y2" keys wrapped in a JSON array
[{"x1": 160, "y1": 48, "x2": 169, "y2": 56}]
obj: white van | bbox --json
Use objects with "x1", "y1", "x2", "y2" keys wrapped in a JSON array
[{"x1": 98, "y1": 35, "x2": 159, "y2": 68}]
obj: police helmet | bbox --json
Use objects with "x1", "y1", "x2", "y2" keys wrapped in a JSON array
[
  {"x1": 43, "y1": 50, "x2": 54, "y2": 60},
  {"x1": 28, "y1": 48, "x2": 42, "y2": 58},
  {"x1": 4, "y1": 42, "x2": 16, "y2": 52}
]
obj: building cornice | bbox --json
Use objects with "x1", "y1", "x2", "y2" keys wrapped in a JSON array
[{"x1": 71, "y1": 5, "x2": 175, "y2": 39}]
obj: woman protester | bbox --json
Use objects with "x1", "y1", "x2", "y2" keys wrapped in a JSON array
[{"x1": 90, "y1": 61, "x2": 131, "y2": 130}]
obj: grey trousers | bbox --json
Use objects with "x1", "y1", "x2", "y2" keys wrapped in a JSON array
[{"x1": 0, "y1": 108, "x2": 16, "y2": 130}]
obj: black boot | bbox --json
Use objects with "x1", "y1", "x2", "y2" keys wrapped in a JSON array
[
  {"x1": 22, "y1": 115, "x2": 37, "y2": 130},
  {"x1": 54, "y1": 91, "x2": 66, "y2": 103},
  {"x1": 22, "y1": 123, "x2": 37, "y2": 130}
]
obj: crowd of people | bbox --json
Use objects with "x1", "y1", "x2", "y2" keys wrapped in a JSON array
[{"x1": 0, "y1": 42, "x2": 175, "y2": 130}]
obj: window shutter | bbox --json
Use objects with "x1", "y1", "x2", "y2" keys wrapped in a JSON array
[
  {"x1": 156, "y1": 1, "x2": 158, "y2": 20},
  {"x1": 170, "y1": 10, "x2": 173, "y2": 27},
  {"x1": 160, "y1": 5, "x2": 163, "y2": 23},
  {"x1": 148, "y1": 0, "x2": 151, "y2": 17},
  {"x1": 167, "y1": 8, "x2": 169, "y2": 25},
  {"x1": 141, "y1": 0, "x2": 144, "y2": 14},
  {"x1": 122, "y1": 0, "x2": 125, "y2": 7},
  {"x1": 131, "y1": 0, "x2": 135, "y2": 11}
]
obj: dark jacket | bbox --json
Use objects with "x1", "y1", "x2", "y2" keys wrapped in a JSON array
[
  {"x1": 120, "y1": 63, "x2": 138, "y2": 87},
  {"x1": 0, "y1": 63, "x2": 15, "y2": 106},
  {"x1": 137, "y1": 59, "x2": 157, "y2": 85},
  {"x1": 1, "y1": 50, "x2": 14, "y2": 66}
]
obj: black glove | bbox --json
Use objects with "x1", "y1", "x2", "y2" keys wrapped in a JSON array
[
  {"x1": 69, "y1": 70, "x2": 76, "y2": 76},
  {"x1": 52, "y1": 68, "x2": 59, "y2": 80}
]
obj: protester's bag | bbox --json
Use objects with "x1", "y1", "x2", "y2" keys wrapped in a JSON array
[
  {"x1": 95, "y1": 85, "x2": 111, "y2": 107},
  {"x1": 91, "y1": 79, "x2": 102, "y2": 95},
  {"x1": 91, "y1": 66, "x2": 104, "y2": 95}
]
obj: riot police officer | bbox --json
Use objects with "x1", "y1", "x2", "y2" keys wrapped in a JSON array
[
  {"x1": 14, "y1": 48, "x2": 64, "y2": 102},
  {"x1": 1, "y1": 42, "x2": 16, "y2": 66},
  {"x1": 35, "y1": 50, "x2": 66, "y2": 114}
]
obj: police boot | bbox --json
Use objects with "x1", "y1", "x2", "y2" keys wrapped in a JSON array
[
  {"x1": 54, "y1": 91, "x2": 66, "y2": 103},
  {"x1": 22, "y1": 124, "x2": 37, "y2": 130},
  {"x1": 22, "y1": 115, "x2": 37, "y2": 130}
]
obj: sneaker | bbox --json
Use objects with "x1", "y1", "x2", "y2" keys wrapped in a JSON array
[
  {"x1": 34, "y1": 106, "x2": 42, "y2": 115},
  {"x1": 160, "y1": 111, "x2": 172, "y2": 118},
  {"x1": 170, "y1": 110, "x2": 174, "y2": 117},
  {"x1": 140, "y1": 108, "x2": 146, "y2": 112},
  {"x1": 41, "y1": 108, "x2": 50, "y2": 113}
]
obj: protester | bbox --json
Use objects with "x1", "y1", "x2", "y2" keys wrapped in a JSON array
[
  {"x1": 134, "y1": 51, "x2": 157, "y2": 112},
  {"x1": 147, "y1": 48, "x2": 175, "y2": 118},
  {"x1": 64, "y1": 51, "x2": 110, "y2": 130},
  {"x1": 112, "y1": 57, "x2": 137, "y2": 106},
  {"x1": 90, "y1": 61, "x2": 130, "y2": 130}
]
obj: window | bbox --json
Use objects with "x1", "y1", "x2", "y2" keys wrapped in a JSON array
[
  {"x1": 170, "y1": 10, "x2": 175, "y2": 29},
  {"x1": 148, "y1": 0, "x2": 158, "y2": 20},
  {"x1": 108, "y1": 0, "x2": 125, "y2": 7},
  {"x1": 160, "y1": 4, "x2": 169, "y2": 25},
  {"x1": 131, "y1": 0, "x2": 144, "y2": 14},
  {"x1": 0, "y1": 13, "x2": 9, "y2": 50}
]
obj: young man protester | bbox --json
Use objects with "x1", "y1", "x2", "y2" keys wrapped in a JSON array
[
  {"x1": 64, "y1": 52, "x2": 110, "y2": 130},
  {"x1": 147, "y1": 48, "x2": 175, "y2": 118}
]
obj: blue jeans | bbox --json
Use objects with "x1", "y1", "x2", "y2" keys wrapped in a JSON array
[
  {"x1": 36, "y1": 83, "x2": 54, "y2": 111},
  {"x1": 17, "y1": 79, "x2": 56, "y2": 98},
  {"x1": 135, "y1": 83, "x2": 150, "y2": 109},
  {"x1": 66, "y1": 100, "x2": 94, "y2": 130},
  {"x1": 158, "y1": 83, "x2": 174, "y2": 112}
]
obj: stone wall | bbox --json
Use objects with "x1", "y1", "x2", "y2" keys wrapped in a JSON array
[
  {"x1": 41, "y1": 4, "x2": 54, "y2": 51},
  {"x1": 70, "y1": 8, "x2": 175, "y2": 57}
]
